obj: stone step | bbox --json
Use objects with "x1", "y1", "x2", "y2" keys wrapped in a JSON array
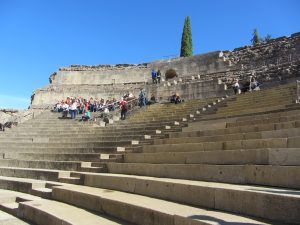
[
  {"x1": 234, "y1": 106, "x2": 300, "y2": 122},
  {"x1": 0, "y1": 183, "x2": 47, "y2": 201},
  {"x1": 0, "y1": 134, "x2": 164, "y2": 143},
  {"x1": 198, "y1": 104, "x2": 300, "y2": 123},
  {"x1": 51, "y1": 184, "x2": 271, "y2": 225},
  {"x1": 214, "y1": 104, "x2": 293, "y2": 117},
  {"x1": 157, "y1": 127, "x2": 300, "y2": 145},
  {"x1": 0, "y1": 175, "x2": 47, "y2": 194},
  {"x1": 58, "y1": 176, "x2": 83, "y2": 185},
  {"x1": 5, "y1": 125, "x2": 183, "y2": 134},
  {"x1": 30, "y1": 187, "x2": 52, "y2": 198},
  {"x1": 217, "y1": 96, "x2": 294, "y2": 109},
  {"x1": 17, "y1": 152, "x2": 123, "y2": 162},
  {"x1": 205, "y1": 103, "x2": 298, "y2": 119},
  {"x1": 0, "y1": 130, "x2": 167, "y2": 137},
  {"x1": 0, "y1": 202, "x2": 19, "y2": 216},
  {"x1": 106, "y1": 162, "x2": 300, "y2": 189},
  {"x1": 16, "y1": 119, "x2": 187, "y2": 128},
  {"x1": 0, "y1": 188, "x2": 40, "y2": 218},
  {"x1": 124, "y1": 148, "x2": 300, "y2": 166},
  {"x1": 19, "y1": 199, "x2": 126, "y2": 225},
  {"x1": 0, "y1": 167, "x2": 71, "y2": 181},
  {"x1": 80, "y1": 173, "x2": 300, "y2": 224},
  {"x1": 226, "y1": 114, "x2": 300, "y2": 128},
  {"x1": 0, "y1": 210, "x2": 30, "y2": 224},
  {"x1": 0, "y1": 141, "x2": 133, "y2": 148},
  {"x1": 142, "y1": 136, "x2": 300, "y2": 153},
  {"x1": 0, "y1": 175, "x2": 78, "y2": 194},
  {"x1": 0, "y1": 146, "x2": 138, "y2": 159},
  {"x1": 178, "y1": 119, "x2": 300, "y2": 138},
  {"x1": 0, "y1": 159, "x2": 107, "y2": 172}
]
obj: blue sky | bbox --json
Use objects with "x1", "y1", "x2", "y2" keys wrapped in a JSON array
[{"x1": 0, "y1": 0, "x2": 299, "y2": 109}]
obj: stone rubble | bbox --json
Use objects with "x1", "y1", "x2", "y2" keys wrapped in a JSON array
[{"x1": 0, "y1": 109, "x2": 44, "y2": 125}]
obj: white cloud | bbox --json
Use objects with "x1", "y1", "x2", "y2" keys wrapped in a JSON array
[{"x1": 0, "y1": 94, "x2": 30, "y2": 109}]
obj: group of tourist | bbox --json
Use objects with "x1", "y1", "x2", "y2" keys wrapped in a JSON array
[
  {"x1": 138, "y1": 89, "x2": 157, "y2": 107},
  {"x1": 151, "y1": 69, "x2": 162, "y2": 84},
  {"x1": 53, "y1": 93, "x2": 135, "y2": 121},
  {"x1": 232, "y1": 75, "x2": 261, "y2": 94},
  {"x1": 0, "y1": 122, "x2": 18, "y2": 132},
  {"x1": 53, "y1": 97, "x2": 121, "y2": 120}
]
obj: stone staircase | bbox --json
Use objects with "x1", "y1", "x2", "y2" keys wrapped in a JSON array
[{"x1": 0, "y1": 82, "x2": 299, "y2": 224}]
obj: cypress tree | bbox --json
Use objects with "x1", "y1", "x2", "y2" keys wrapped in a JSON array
[
  {"x1": 180, "y1": 16, "x2": 193, "y2": 57},
  {"x1": 251, "y1": 28, "x2": 261, "y2": 45}
]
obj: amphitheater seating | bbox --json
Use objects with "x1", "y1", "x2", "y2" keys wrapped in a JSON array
[{"x1": 0, "y1": 82, "x2": 299, "y2": 224}]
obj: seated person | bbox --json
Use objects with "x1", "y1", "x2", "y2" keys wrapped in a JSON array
[
  {"x1": 174, "y1": 94, "x2": 182, "y2": 104},
  {"x1": 61, "y1": 102, "x2": 69, "y2": 118},
  {"x1": 82, "y1": 109, "x2": 91, "y2": 121},
  {"x1": 249, "y1": 75, "x2": 261, "y2": 91},
  {"x1": 53, "y1": 101, "x2": 63, "y2": 112},
  {"x1": 170, "y1": 93, "x2": 181, "y2": 104},
  {"x1": 233, "y1": 80, "x2": 240, "y2": 94},
  {"x1": 147, "y1": 95, "x2": 157, "y2": 105},
  {"x1": 170, "y1": 93, "x2": 176, "y2": 103}
]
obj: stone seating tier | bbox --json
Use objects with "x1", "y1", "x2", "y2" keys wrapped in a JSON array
[{"x1": 0, "y1": 82, "x2": 299, "y2": 224}]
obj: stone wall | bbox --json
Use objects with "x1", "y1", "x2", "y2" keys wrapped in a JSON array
[
  {"x1": 31, "y1": 32, "x2": 300, "y2": 107},
  {"x1": 50, "y1": 52, "x2": 228, "y2": 85}
]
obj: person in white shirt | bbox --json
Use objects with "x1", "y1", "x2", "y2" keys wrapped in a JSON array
[
  {"x1": 233, "y1": 80, "x2": 240, "y2": 94},
  {"x1": 70, "y1": 100, "x2": 78, "y2": 119},
  {"x1": 62, "y1": 102, "x2": 69, "y2": 118}
]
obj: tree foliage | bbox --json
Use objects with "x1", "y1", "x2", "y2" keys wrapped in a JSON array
[
  {"x1": 180, "y1": 16, "x2": 193, "y2": 57},
  {"x1": 264, "y1": 34, "x2": 272, "y2": 42},
  {"x1": 251, "y1": 28, "x2": 262, "y2": 45}
]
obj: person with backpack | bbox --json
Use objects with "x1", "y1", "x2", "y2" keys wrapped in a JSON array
[
  {"x1": 151, "y1": 69, "x2": 157, "y2": 84},
  {"x1": 120, "y1": 98, "x2": 128, "y2": 120}
]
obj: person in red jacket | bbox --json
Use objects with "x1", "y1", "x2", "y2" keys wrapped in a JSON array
[{"x1": 120, "y1": 98, "x2": 128, "y2": 120}]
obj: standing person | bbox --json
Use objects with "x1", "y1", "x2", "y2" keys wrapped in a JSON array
[
  {"x1": 70, "y1": 100, "x2": 78, "y2": 119},
  {"x1": 156, "y1": 70, "x2": 161, "y2": 84},
  {"x1": 139, "y1": 89, "x2": 146, "y2": 107},
  {"x1": 151, "y1": 69, "x2": 157, "y2": 84},
  {"x1": 120, "y1": 98, "x2": 128, "y2": 120}
]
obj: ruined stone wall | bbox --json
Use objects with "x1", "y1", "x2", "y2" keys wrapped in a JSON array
[
  {"x1": 31, "y1": 32, "x2": 300, "y2": 107},
  {"x1": 49, "y1": 51, "x2": 228, "y2": 85}
]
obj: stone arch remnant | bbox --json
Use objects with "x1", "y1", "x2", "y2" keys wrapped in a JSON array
[{"x1": 165, "y1": 69, "x2": 178, "y2": 80}]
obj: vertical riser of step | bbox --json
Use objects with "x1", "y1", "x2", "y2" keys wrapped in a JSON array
[
  {"x1": 0, "y1": 203, "x2": 19, "y2": 216},
  {"x1": 58, "y1": 177, "x2": 83, "y2": 185}
]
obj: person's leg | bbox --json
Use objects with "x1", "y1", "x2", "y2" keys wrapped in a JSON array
[
  {"x1": 74, "y1": 109, "x2": 78, "y2": 119},
  {"x1": 123, "y1": 109, "x2": 127, "y2": 119}
]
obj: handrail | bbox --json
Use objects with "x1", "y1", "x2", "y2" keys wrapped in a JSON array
[{"x1": 297, "y1": 80, "x2": 300, "y2": 103}]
